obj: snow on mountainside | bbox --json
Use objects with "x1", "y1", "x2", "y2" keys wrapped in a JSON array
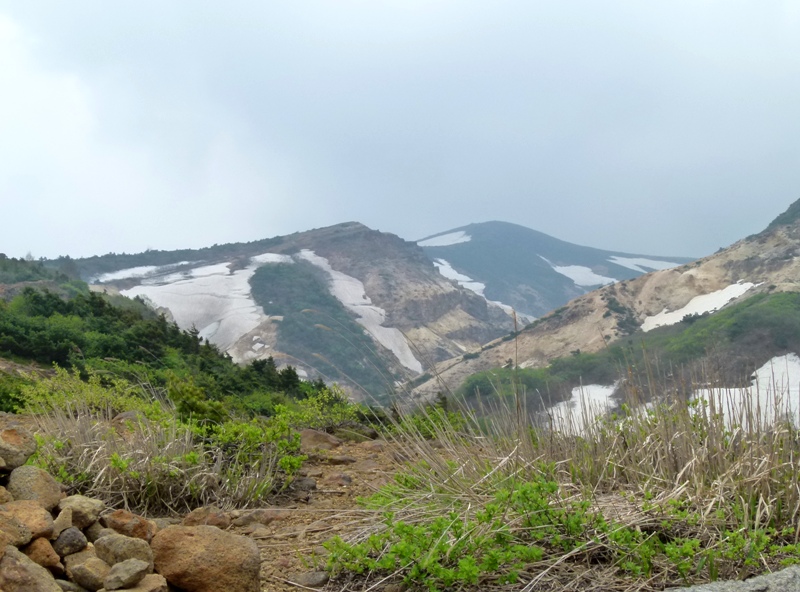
[
  {"x1": 417, "y1": 222, "x2": 690, "y2": 318},
  {"x1": 412, "y1": 202, "x2": 800, "y2": 399},
  {"x1": 84, "y1": 222, "x2": 514, "y2": 397}
]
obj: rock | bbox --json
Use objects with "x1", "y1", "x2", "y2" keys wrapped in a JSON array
[
  {"x1": 321, "y1": 472, "x2": 352, "y2": 487},
  {"x1": 292, "y1": 477, "x2": 317, "y2": 491},
  {"x1": 55, "y1": 580, "x2": 90, "y2": 592},
  {"x1": 0, "y1": 511, "x2": 33, "y2": 546},
  {"x1": 58, "y1": 496, "x2": 105, "y2": 530},
  {"x1": 151, "y1": 525, "x2": 260, "y2": 592},
  {"x1": 99, "y1": 573, "x2": 167, "y2": 592},
  {"x1": 0, "y1": 544, "x2": 62, "y2": 591},
  {"x1": 101, "y1": 510, "x2": 156, "y2": 543},
  {"x1": 69, "y1": 557, "x2": 111, "y2": 592},
  {"x1": 151, "y1": 518, "x2": 180, "y2": 531},
  {"x1": 1, "y1": 500, "x2": 55, "y2": 539},
  {"x1": 0, "y1": 426, "x2": 38, "y2": 470},
  {"x1": 670, "y1": 565, "x2": 800, "y2": 591},
  {"x1": 231, "y1": 508, "x2": 290, "y2": 528},
  {"x1": 360, "y1": 440, "x2": 386, "y2": 452},
  {"x1": 85, "y1": 524, "x2": 115, "y2": 543},
  {"x1": 53, "y1": 527, "x2": 88, "y2": 557},
  {"x1": 52, "y1": 507, "x2": 73, "y2": 539},
  {"x1": 23, "y1": 537, "x2": 63, "y2": 571},
  {"x1": 323, "y1": 455, "x2": 357, "y2": 465},
  {"x1": 352, "y1": 458, "x2": 381, "y2": 472},
  {"x1": 6, "y1": 466, "x2": 63, "y2": 511},
  {"x1": 94, "y1": 533, "x2": 153, "y2": 570},
  {"x1": 299, "y1": 429, "x2": 342, "y2": 452},
  {"x1": 182, "y1": 506, "x2": 230, "y2": 530},
  {"x1": 103, "y1": 558, "x2": 150, "y2": 590},
  {"x1": 382, "y1": 584, "x2": 408, "y2": 592},
  {"x1": 0, "y1": 485, "x2": 14, "y2": 503},
  {"x1": 63, "y1": 547, "x2": 98, "y2": 578},
  {"x1": 288, "y1": 570, "x2": 329, "y2": 588}
]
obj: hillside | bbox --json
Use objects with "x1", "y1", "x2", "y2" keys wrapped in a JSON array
[
  {"x1": 418, "y1": 221, "x2": 693, "y2": 318},
  {"x1": 72, "y1": 223, "x2": 515, "y2": 399},
  {"x1": 413, "y1": 199, "x2": 800, "y2": 398}
]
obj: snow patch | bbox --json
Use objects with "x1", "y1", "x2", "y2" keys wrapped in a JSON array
[
  {"x1": 417, "y1": 231, "x2": 471, "y2": 247},
  {"x1": 608, "y1": 256, "x2": 681, "y2": 273},
  {"x1": 641, "y1": 282, "x2": 756, "y2": 332},
  {"x1": 546, "y1": 383, "x2": 617, "y2": 434},
  {"x1": 251, "y1": 253, "x2": 294, "y2": 264},
  {"x1": 121, "y1": 253, "x2": 283, "y2": 359},
  {"x1": 541, "y1": 257, "x2": 615, "y2": 287},
  {"x1": 432, "y1": 259, "x2": 533, "y2": 322},
  {"x1": 297, "y1": 250, "x2": 423, "y2": 373},
  {"x1": 694, "y1": 354, "x2": 800, "y2": 428}
]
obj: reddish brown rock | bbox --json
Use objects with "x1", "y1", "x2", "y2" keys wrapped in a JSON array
[
  {"x1": 0, "y1": 544, "x2": 62, "y2": 592},
  {"x1": 0, "y1": 485, "x2": 14, "y2": 503},
  {"x1": 6, "y1": 466, "x2": 63, "y2": 511},
  {"x1": 1, "y1": 499, "x2": 55, "y2": 539},
  {"x1": 23, "y1": 537, "x2": 63, "y2": 571},
  {"x1": 151, "y1": 525, "x2": 260, "y2": 592},
  {"x1": 0, "y1": 511, "x2": 32, "y2": 546},
  {"x1": 182, "y1": 506, "x2": 230, "y2": 530},
  {"x1": 101, "y1": 510, "x2": 156, "y2": 543},
  {"x1": 0, "y1": 426, "x2": 38, "y2": 470},
  {"x1": 299, "y1": 428, "x2": 342, "y2": 452}
]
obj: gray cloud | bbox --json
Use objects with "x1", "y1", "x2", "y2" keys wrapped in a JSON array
[{"x1": 1, "y1": 1, "x2": 799, "y2": 259}]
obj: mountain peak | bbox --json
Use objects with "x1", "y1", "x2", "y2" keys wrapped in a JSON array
[{"x1": 763, "y1": 198, "x2": 800, "y2": 234}]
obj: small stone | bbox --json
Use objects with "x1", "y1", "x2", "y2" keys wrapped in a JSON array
[
  {"x1": 299, "y1": 429, "x2": 342, "y2": 452},
  {"x1": 324, "y1": 455, "x2": 357, "y2": 465},
  {"x1": 321, "y1": 472, "x2": 352, "y2": 487},
  {"x1": 52, "y1": 507, "x2": 73, "y2": 539},
  {"x1": 102, "y1": 510, "x2": 156, "y2": 542},
  {"x1": 360, "y1": 440, "x2": 386, "y2": 452},
  {"x1": 182, "y1": 506, "x2": 230, "y2": 529},
  {"x1": 23, "y1": 537, "x2": 63, "y2": 570},
  {"x1": 55, "y1": 580, "x2": 90, "y2": 592},
  {"x1": 1, "y1": 499, "x2": 55, "y2": 539},
  {"x1": 6, "y1": 465, "x2": 63, "y2": 510},
  {"x1": 53, "y1": 527, "x2": 88, "y2": 557},
  {"x1": 0, "y1": 512, "x2": 32, "y2": 546},
  {"x1": 231, "y1": 508, "x2": 290, "y2": 527},
  {"x1": 289, "y1": 570, "x2": 329, "y2": 588},
  {"x1": 0, "y1": 426, "x2": 38, "y2": 470},
  {"x1": 0, "y1": 545, "x2": 62, "y2": 592},
  {"x1": 70, "y1": 556, "x2": 111, "y2": 591},
  {"x1": 151, "y1": 517, "x2": 179, "y2": 531},
  {"x1": 0, "y1": 485, "x2": 14, "y2": 503},
  {"x1": 382, "y1": 584, "x2": 408, "y2": 592},
  {"x1": 293, "y1": 477, "x2": 317, "y2": 491},
  {"x1": 103, "y1": 558, "x2": 150, "y2": 590},
  {"x1": 94, "y1": 533, "x2": 153, "y2": 570},
  {"x1": 58, "y1": 496, "x2": 105, "y2": 530},
  {"x1": 100, "y1": 573, "x2": 167, "y2": 592},
  {"x1": 303, "y1": 468, "x2": 323, "y2": 477}
]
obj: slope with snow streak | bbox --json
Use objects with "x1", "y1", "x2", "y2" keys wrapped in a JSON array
[
  {"x1": 417, "y1": 231, "x2": 471, "y2": 247},
  {"x1": 641, "y1": 282, "x2": 757, "y2": 332},
  {"x1": 608, "y1": 256, "x2": 681, "y2": 273},
  {"x1": 297, "y1": 250, "x2": 424, "y2": 373},
  {"x1": 539, "y1": 256, "x2": 615, "y2": 287},
  {"x1": 121, "y1": 259, "x2": 272, "y2": 358}
]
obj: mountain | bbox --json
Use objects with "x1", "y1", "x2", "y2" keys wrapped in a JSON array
[
  {"x1": 412, "y1": 200, "x2": 800, "y2": 399},
  {"x1": 417, "y1": 221, "x2": 694, "y2": 319},
  {"x1": 73, "y1": 222, "x2": 515, "y2": 398}
]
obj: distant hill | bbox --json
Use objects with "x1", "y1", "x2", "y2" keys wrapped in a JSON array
[
  {"x1": 413, "y1": 199, "x2": 800, "y2": 399},
  {"x1": 417, "y1": 221, "x2": 694, "y2": 318}
]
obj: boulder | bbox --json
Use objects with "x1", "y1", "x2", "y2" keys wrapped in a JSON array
[
  {"x1": 98, "y1": 573, "x2": 167, "y2": 592},
  {"x1": 69, "y1": 557, "x2": 111, "y2": 592},
  {"x1": 0, "y1": 511, "x2": 33, "y2": 546},
  {"x1": 299, "y1": 428, "x2": 342, "y2": 452},
  {"x1": 55, "y1": 580, "x2": 90, "y2": 592},
  {"x1": 103, "y1": 558, "x2": 150, "y2": 590},
  {"x1": 94, "y1": 533, "x2": 153, "y2": 570},
  {"x1": 151, "y1": 525, "x2": 260, "y2": 592},
  {"x1": 1, "y1": 499, "x2": 55, "y2": 539},
  {"x1": 23, "y1": 537, "x2": 63, "y2": 571},
  {"x1": 6, "y1": 466, "x2": 63, "y2": 511},
  {"x1": 0, "y1": 485, "x2": 14, "y2": 503},
  {"x1": 182, "y1": 506, "x2": 230, "y2": 530},
  {"x1": 0, "y1": 426, "x2": 38, "y2": 470},
  {"x1": 52, "y1": 507, "x2": 73, "y2": 540},
  {"x1": 53, "y1": 527, "x2": 88, "y2": 557},
  {"x1": 0, "y1": 544, "x2": 62, "y2": 592},
  {"x1": 58, "y1": 496, "x2": 105, "y2": 530},
  {"x1": 102, "y1": 510, "x2": 156, "y2": 542}
]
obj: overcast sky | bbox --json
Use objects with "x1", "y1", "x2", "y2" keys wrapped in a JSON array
[{"x1": 1, "y1": 2, "x2": 799, "y2": 260}]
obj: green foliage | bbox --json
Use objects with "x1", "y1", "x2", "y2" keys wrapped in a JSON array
[
  {"x1": 250, "y1": 262, "x2": 393, "y2": 397},
  {"x1": 275, "y1": 384, "x2": 362, "y2": 431}
]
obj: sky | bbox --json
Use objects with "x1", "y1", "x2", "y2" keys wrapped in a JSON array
[{"x1": 1, "y1": 1, "x2": 799, "y2": 260}]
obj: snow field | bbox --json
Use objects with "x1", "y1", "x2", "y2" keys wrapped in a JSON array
[
  {"x1": 545, "y1": 383, "x2": 617, "y2": 434},
  {"x1": 417, "y1": 231, "x2": 472, "y2": 247},
  {"x1": 608, "y1": 256, "x2": 681, "y2": 273},
  {"x1": 539, "y1": 256, "x2": 615, "y2": 287},
  {"x1": 641, "y1": 282, "x2": 756, "y2": 332},
  {"x1": 297, "y1": 250, "x2": 424, "y2": 373}
]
